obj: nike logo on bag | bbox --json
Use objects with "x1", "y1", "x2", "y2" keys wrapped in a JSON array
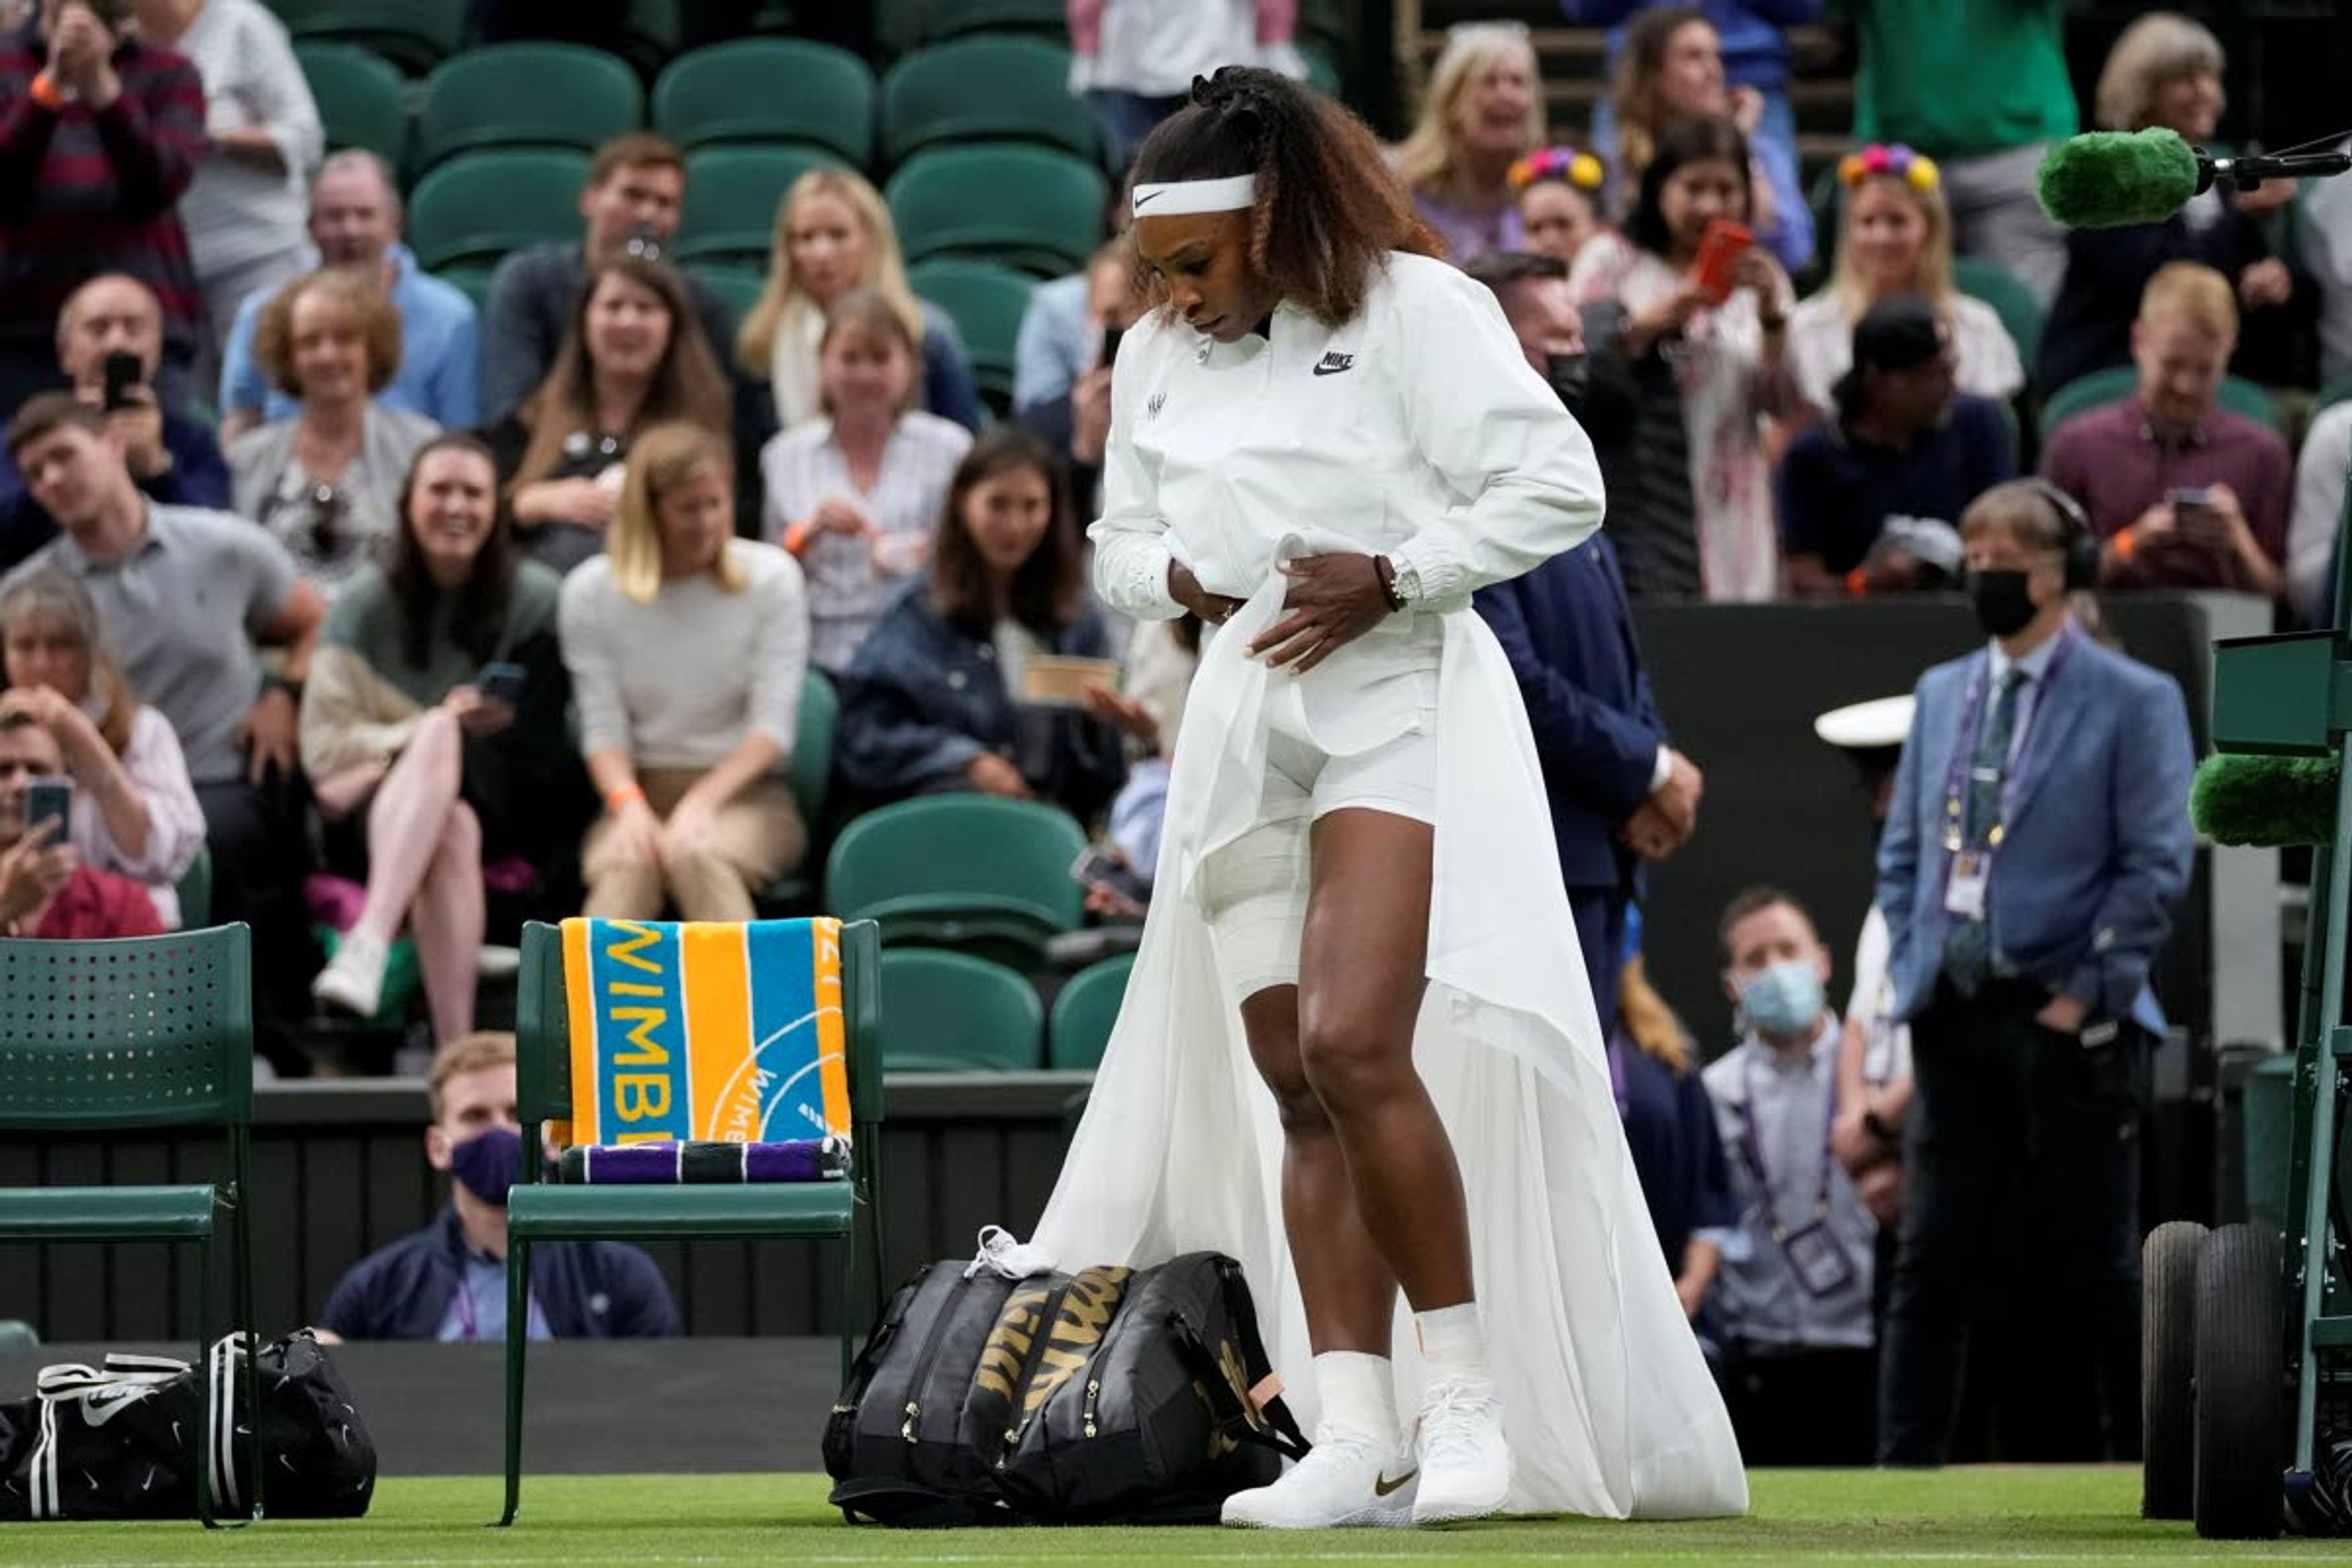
[
  {"x1": 1374, "y1": 1467, "x2": 1417, "y2": 1496},
  {"x1": 1312, "y1": 352, "x2": 1355, "y2": 377}
]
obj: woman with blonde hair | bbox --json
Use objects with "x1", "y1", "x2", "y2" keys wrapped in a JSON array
[
  {"x1": 1392, "y1": 21, "x2": 1544, "y2": 266},
  {"x1": 557, "y1": 421, "x2": 811, "y2": 922},
  {"x1": 736, "y1": 168, "x2": 981, "y2": 432},
  {"x1": 0, "y1": 573, "x2": 205, "y2": 927},
  {"x1": 2038, "y1": 10, "x2": 2297, "y2": 393},
  {"x1": 1784, "y1": 146, "x2": 2024, "y2": 418}
]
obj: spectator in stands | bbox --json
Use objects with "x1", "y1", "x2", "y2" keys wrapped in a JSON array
[
  {"x1": 219, "y1": 151, "x2": 483, "y2": 440},
  {"x1": 560, "y1": 422, "x2": 809, "y2": 922},
  {"x1": 1572, "y1": 116, "x2": 1796, "y2": 602},
  {"x1": 1875, "y1": 478, "x2": 2195, "y2": 1464},
  {"x1": 1610, "y1": 910, "x2": 1736, "y2": 1325},
  {"x1": 0, "y1": 273, "x2": 228, "y2": 571},
  {"x1": 839, "y1": 427, "x2": 1129, "y2": 823},
  {"x1": 1392, "y1": 21, "x2": 1544, "y2": 268},
  {"x1": 1785, "y1": 146, "x2": 2024, "y2": 421},
  {"x1": 125, "y1": 0, "x2": 320, "y2": 386},
  {"x1": 3, "y1": 393, "x2": 324, "y2": 1035},
  {"x1": 761, "y1": 290, "x2": 972, "y2": 673},
  {"x1": 2041, "y1": 263, "x2": 2290, "y2": 598},
  {"x1": 1779, "y1": 293, "x2": 2015, "y2": 597},
  {"x1": 1703, "y1": 886, "x2": 1877, "y2": 1466},
  {"x1": 0, "y1": 0, "x2": 206, "y2": 414},
  {"x1": 0, "y1": 706, "x2": 160, "y2": 938},
  {"x1": 301, "y1": 435, "x2": 576, "y2": 1043},
  {"x1": 2037, "y1": 13, "x2": 2301, "y2": 398},
  {"x1": 2301, "y1": 147, "x2": 2352, "y2": 390},
  {"x1": 2288, "y1": 397, "x2": 2352, "y2": 626},
  {"x1": 735, "y1": 168, "x2": 982, "y2": 435},
  {"x1": 486, "y1": 255, "x2": 733, "y2": 575},
  {"x1": 1080, "y1": 612, "x2": 1199, "y2": 919},
  {"x1": 0, "y1": 571, "x2": 202, "y2": 925},
  {"x1": 228, "y1": 270, "x2": 440, "y2": 591},
  {"x1": 1510, "y1": 145, "x2": 1610, "y2": 273},
  {"x1": 478, "y1": 132, "x2": 735, "y2": 424},
  {"x1": 1014, "y1": 238, "x2": 1145, "y2": 503},
  {"x1": 1068, "y1": 0, "x2": 1306, "y2": 175},
  {"x1": 1563, "y1": 0, "x2": 1816, "y2": 178},
  {"x1": 1839, "y1": 0, "x2": 2072, "y2": 307},
  {"x1": 1602, "y1": 7, "x2": 1810, "y2": 274},
  {"x1": 318, "y1": 1031, "x2": 678, "y2": 1341}
]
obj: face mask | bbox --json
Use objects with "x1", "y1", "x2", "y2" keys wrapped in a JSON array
[
  {"x1": 1968, "y1": 568, "x2": 2040, "y2": 638},
  {"x1": 1544, "y1": 352, "x2": 1590, "y2": 413},
  {"x1": 1741, "y1": 958, "x2": 1824, "y2": 1038},
  {"x1": 448, "y1": 1125, "x2": 522, "y2": 1208}
]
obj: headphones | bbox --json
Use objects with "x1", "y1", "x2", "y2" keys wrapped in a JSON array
[{"x1": 2015, "y1": 478, "x2": 2098, "y2": 590}]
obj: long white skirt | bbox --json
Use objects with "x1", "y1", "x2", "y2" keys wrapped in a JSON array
[{"x1": 1032, "y1": 560, "x2": 1748, "y2": 1520}]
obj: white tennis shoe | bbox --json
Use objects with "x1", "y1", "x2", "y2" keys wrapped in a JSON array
[
  {"x1": 1219, "y1": 1422, "x2": 1418, "y2": 1529},
  {"x1": 1411, "y1": 1377, "x2": 1513, "y2": 1525}
]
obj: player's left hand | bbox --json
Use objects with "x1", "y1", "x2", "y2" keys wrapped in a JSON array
[{"x1": 1248, "y1": 553, "x2": 1392, "y2": 674}]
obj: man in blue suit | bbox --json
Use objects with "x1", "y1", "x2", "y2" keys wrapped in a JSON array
[
  {"x1": 1874, "y1": 478, "x2": 2195, "y2": 1466},
  {"x1": 1468, "y1": 252, "x2": 1703, "y2": 1033}
]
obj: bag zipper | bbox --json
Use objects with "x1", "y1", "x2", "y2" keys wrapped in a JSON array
[
  {"x1": 997, "y1": 1277, "x2": 1077, "y2": 1466},
  {"x1": 899, "y1": 1273, "x2": 972, "y2": 1442}
]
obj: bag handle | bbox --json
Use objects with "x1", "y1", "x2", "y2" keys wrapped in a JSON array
[{"x1": 1167, "y1": 1314, "x2": 1311, "y2": 1464}]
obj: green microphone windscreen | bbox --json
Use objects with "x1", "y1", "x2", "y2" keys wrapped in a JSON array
[
  {"x1": 2037, "y1": 129, "x2": 2201, "y2": 228},
  {"x1": 2190, "y1": 753, "x2": 2338, "y2": 846}
]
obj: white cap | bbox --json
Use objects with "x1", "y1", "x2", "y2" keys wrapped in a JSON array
[{"x1": 1813, "y1": 695, "x2": 1915, "y2": 750}]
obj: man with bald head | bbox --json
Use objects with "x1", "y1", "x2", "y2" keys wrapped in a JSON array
[
  {"x1": 216, "y1": 149, "x2": 480, "y2": 440},
  {"x1": 0, "y1": 273, "x2": 229, "y2": 570}
]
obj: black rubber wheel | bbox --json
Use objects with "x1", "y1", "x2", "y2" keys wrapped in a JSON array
[
  {"x1": 2141, "y1": 1220, "x2": 2206, "y2": 1518},
  {"x1": 2192, "y1": 1222, "x2": 2286, "y2": 1540}
]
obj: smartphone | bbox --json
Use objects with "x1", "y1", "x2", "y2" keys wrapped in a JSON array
[
  {"x1": 23, "y1": 778, "x2": 71, "y2": 844},
  {"x1": 1689, "y1": 218, "x2": 1755, "y2": 305},
  {"x1": 1070, "y1": 842, "x2": 1150, "y2": 905},
  {"x1": 2167, "y1": 486, "x2": 2216, "y2": 512},
  {"x1": 475, "y1": 662, "x2": 527, "y2": 706},
  {"x1": 101, "y1": 351, "x2": 141, "y2": 412},
  {"x1": 1100, "y1": 322, "x2": 1125, "y2": 370}
]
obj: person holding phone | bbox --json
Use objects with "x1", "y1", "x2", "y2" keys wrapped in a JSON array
[
  {"x1": 0, "y1": 706, "x2": 161, "y2": 939},
  {"x1": 301, "y1": 434, "x2": 581, "y2": 1041},
  {"x1": 1571, "y1": 115, "x2": 1797, "y2": 602}
]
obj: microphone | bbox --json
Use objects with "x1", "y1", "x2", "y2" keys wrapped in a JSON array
[
  {"x1": 2188, "y1": 753, "x2": 2337, "y2": 847},
  {"x1": 2036, "y1": 127, "x2": 2352, "y2": 228}
]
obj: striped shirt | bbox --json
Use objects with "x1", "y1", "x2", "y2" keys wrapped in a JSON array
[
  {"x1": 758, "y1": 412, "x2": 971, "y2": 672},
  {"x1": 0, "y1": 26, "x2": 206, "y2": 356}
]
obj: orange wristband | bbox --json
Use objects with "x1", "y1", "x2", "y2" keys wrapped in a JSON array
[
  {"x1": 2111, "y1": 526, "x2": 2136, "y2": 562},
  {"x1": 29, "y1": 72, "x2": 67, "y2": 111},
  {"x1": 782, "y1": 519, "x2": 812, "y2": 554},
  {"x1": 1844, "y1": 566, "x2": 1868, "y2": 598},
  {"x1": 605, "y1": 782, "x2": 646, "y2": 812}
]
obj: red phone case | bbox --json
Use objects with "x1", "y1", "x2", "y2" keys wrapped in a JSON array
[{"x1": 1689, "y1": 220, "x2": 1755, "y2": 304}]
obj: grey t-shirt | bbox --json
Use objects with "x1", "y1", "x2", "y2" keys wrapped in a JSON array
[{"x1": 7, "y1": 505, "x2": 298, "y2": 785}]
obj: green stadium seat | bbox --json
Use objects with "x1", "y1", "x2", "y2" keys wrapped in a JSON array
[
  {"x1": 691, "y1": 263, "x2": 768, "y2": 340},
  {"x1": 2039, "y1": 364, "x2": 2281, "y2": 442},
  {"x1": 878, "y1": 948, "x2": 1046, "y2": 1071},
  {"x1": 756, "y1": 668, "x2": 839, "y2": 911},
  {"x1": 292, "y1": 41, "x2": 407, "y2": 169},
  {"x1": 907, "y1": 258, "x2": 1035, "y2": 413},
  {"x1": 652, "y1": 39, "x2": 876, "y2": 168},
  {"x1": 676, "y1": 145, "x2": 838, "y2": 267},
  {"x1": 888, "y1": 145, "x2": 1107, "y2": 277},
  {"x1": 1047, "y1": 952, "x2": 1133, "y2": 1071},
  {"x1": 0, "y1": 925, "x2": 263, "y2": 1523},
  {"x1": 272, "y1": 0, "x2": 466, "y2": 75},
  {"x1": 434, "y1": 264, "x2": 498, "y2": 314},
  {"x1": 413, "y1": 43, "x2": 644, "y2": 174},
  {"x1": 825, "y1": 793, "x2": 1088, "y2": 965},
  {"x1": 921, "y1": 0, "x2": 1068, "y2": 40},
  {"x1": 880, "y1": 36, "x2": 1096, "y2": 167},
  {"x1": 407, "y1": 148, "x2": 594, "y2": 273},
  {"x1": 617, "y1": 0, "x2": 683, "y2": 81},
  {"x1": 1950, "y1": 256, "x2": 2047, "y2": 377},
  {"x1": 173, "y1": 843, "x2": 211, "y2": 928}
]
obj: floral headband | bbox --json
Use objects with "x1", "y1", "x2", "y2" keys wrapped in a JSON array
[
  {"x1": 1838, "y1": 143, "x2": 1939, "y2": 192},
  {"x1": 1509, "y1": 145, "x2": 1607, "y2": 195}
]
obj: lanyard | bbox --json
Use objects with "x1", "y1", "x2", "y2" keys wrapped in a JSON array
[
  {"x1": 1735, "y1": 1048, "x2": 1839, "y2": 1244},
  {"x1": 1608, "y1": 1035, "x2": 1629, "y2": 1118},
  {"x1": 452, "y1": 1264, "x2": 540, "y2": 1342},
  {"x1": 1940, "y1": 628, "x2": 2079, "y2": 855}
]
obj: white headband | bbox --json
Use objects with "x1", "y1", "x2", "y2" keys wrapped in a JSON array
[{"x1": 1131, "y1": 174, "x2": 1258, "y2": 217}]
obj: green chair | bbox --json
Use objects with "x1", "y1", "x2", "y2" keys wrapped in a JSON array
[
  {"x1": 292, "y1": 42, "x2": 407, "y2": 169},
  {"x1": 879, "y1": 947, "x2": 1044, "y2": 1071},
  {"x1": 173, "y1": 844, "x2": 212, "y2": 929},
  {"x1": 888, "y1": 145, "x2": 1107, "y2": 276},
  {"x1": 413, "y1": 43, "x2": 644, "y2": 174},
  {"x1": 433, "y1": 263, "x2": 498, "y2": 314},
  {"x1": 1951, "y1": 255, "x2": 2047, "y2": 376},
  {"x1": 652, "y1": 39, "x2": 876, "y2": 168},
  {"x1": 675, "y1": 145, "x2": 837, "y2": 266},
  {"x1": 616, "y1": 0, "x2": 683, "y2": 81},
  {"x1": 907, "y1": 257, "x2": 1035, "y2": 413},
  {"x1": 2039, "y1": 364, "x2": 2281, "y2": 441},
  {"x1": 920, "y1": 0, "x2": 1069, "y2": 40},
  {"x1": 880, "y1": 36, "x2": 1096, "y2": 167},
  {"x1": 275, "y1": 0, "x2": 467, "y2": 75},
  {"x1": 689, "y1": 263, "x2": 767, "y2": 339},
  {"x1": 407, "y1": 148, "x2": 594, "y2": 273},
  {"x1": 0, "y1": 925, "x2": 262, "y2": 1523},
  {"x1": 2316, "y1": 378, "x2": 2352, "y2": 415},
  {"x1": 824, "y1": 794, "x2": 1088, "y2": 964},
  {"x1": 1047, "y1": 951, "x2": 1132, "y2": 1071},
  {"x1": 501, "y1": 917, "x2": 884, "y2": 1525},
  {"x1": 757, "y1": 668, "x2": 839, "y2": 910}
]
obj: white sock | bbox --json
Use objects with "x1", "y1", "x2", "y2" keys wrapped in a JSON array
[
  {"x1": 1415, "y1": 1301, "x2": 1490, "y2": 1385},
  {"x1": 1313, "y1": 1351, "x2": 1400, "y2": 1447}
]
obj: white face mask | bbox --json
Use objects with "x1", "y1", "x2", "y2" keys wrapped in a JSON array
[{"x1": 1741, "y1": 958, "x2": 1823, "y2": 1037}]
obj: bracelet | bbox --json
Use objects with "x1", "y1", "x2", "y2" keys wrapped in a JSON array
[
  {"x1": 605, "y1": 782, "x2": 646, "y2": 812},
  {"x1": 2111, "y1": 526, "x2": 2136, "y2": 562},
  {"x1": 30, "y1": 72, "x2": 67, "y2": 111},
  {"x1": 1373, "y1": 554, "x2": 1406, "y2": 612},
  {"x1": 1844, "y1": 566, "x2": 1868, "y2": 598},
  {"x1": 781, "y1": 519, "x2": 811, "y2": 555}
]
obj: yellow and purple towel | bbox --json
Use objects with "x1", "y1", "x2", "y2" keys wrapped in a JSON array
[{"x1": 551, "y1": 917, "x2": 851, "y2": 1151}]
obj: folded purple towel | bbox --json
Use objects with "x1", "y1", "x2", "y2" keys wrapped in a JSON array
[{"x1": 556, "y1": 1138, "x2": 848, "y2": 1185}]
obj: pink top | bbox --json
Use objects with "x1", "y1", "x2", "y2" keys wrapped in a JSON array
[{"x1": 69, "y1": 703, "x2": 206, "y2": 929}]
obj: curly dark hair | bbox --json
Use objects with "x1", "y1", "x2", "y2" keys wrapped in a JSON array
[
  {"x1": 1131, "y1": 67, "x2": 1441, "y2": 326},
  {"x1": 1624, "y1": 115, "x2": 1752, "y2": 260}
]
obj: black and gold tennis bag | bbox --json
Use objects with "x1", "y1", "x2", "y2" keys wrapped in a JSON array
[{"x1": 824, "y1": 1245, "x2": 1308, "y2": 1526}]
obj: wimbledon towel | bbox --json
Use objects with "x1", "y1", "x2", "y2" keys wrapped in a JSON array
[
  {"x1": 556, "y1": 1137, "x2": 850, "y2": 1185},
  {"x1": 551, "y1": 918, "x2": 853, "y2": 1150}
]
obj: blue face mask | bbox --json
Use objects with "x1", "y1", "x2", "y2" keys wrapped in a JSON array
[
  {"x1": 1741, "y1": 958, "x2": 1825, "y2": 1038},
  {"x1": 448, "y1": 1126, "x2": 522, "y2": 1208}
]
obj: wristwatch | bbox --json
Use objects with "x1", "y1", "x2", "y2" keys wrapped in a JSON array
[{"x1": 1861, "y1": 1109, "x2": 1896, "y2": 1144}]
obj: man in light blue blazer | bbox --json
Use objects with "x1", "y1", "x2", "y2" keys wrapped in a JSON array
[{"x1": 1874, "y1": 479, "x2": 2195, "y2": 1467}]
